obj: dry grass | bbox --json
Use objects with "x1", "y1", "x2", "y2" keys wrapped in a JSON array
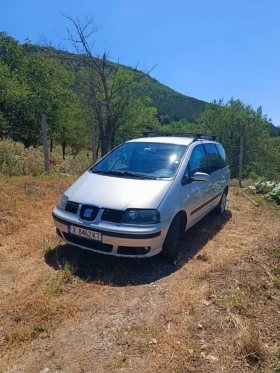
[
  {"x1": 0, "y1": 139, "x2": 91, "y2": 176},
  {"x1": 230, "y1": 313, "x2": 266, "y2": 365},
  {"x1": 218, "y1": 287, "x2": 246, "y2": 313},
  {"x1": 0, "y1": 176, "x2": 79, "y2": 364},
  {"x1": 0, "y1": 177, "x2": 279, "y2": 372}
]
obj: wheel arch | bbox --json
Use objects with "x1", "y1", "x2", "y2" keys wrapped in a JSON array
[{"x1": 175, "y1": 210, "x2": 187, "y2": 235}]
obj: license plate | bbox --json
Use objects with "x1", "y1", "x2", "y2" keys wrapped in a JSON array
[{"x1": 68, "y1": 225, "x2": 102, "y2": 241}]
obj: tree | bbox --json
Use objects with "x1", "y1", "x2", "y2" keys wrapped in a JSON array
[
  {"x1": 0, "y1": 33, "x2": 82, "y2": 149},
  {"x1": 53, "y1": 95, "x2": 90, "y2": 159},
  {"x1": 161, "y1": 118, "x2": 202, "y2": 134},
  {"x1": 64, "y1": 16, "x2": 158, "y2": 156},
  {"x1": 198, "y1": 99, "x2": 277, "y2": 178}
]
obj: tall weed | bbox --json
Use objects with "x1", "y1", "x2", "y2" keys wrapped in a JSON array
[
  {"x1": 0, "y1": 139, "x2": 90, "y2": 176},
  {"x1": 0, "y1": 140, "x2": 44, "y2": 176}
]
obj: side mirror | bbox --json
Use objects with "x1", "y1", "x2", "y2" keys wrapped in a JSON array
[{"x1": 192, "y1": 172, "x2": 210, "y2": 182}]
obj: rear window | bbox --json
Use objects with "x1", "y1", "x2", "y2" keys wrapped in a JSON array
[
  {"x1": 204, "y1": 143, "x2": 221, "y2": 172},
  {"x1": 215, "y1": 143, "x2": 228, "y2": 168}
]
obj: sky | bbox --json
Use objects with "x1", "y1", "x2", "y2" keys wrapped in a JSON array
[{"x1": 1, "y1": 0, "x2": 280, "y2": 125}]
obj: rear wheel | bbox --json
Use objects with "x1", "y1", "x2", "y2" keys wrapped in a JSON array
[
  {"x1": 161, "y1": 215, "x2": 181, "y2": 261},
  {"x1": 214, "y1": 191, "x2": 227, "y2": 215}
]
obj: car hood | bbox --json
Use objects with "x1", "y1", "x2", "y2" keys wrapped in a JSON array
[{"x1": 65, "y1": 171, "x2": 173, "y2": 210}]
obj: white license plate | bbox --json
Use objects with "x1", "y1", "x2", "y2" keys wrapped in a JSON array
[{"x1": 68, "y1": 225, "x2": 102, "y2": 241}]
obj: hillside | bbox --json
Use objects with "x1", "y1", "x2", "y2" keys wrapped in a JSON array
[
  {"x1": 32, "y1": 46, "x2": 280, "y2": 133},
  {"x1": 136, "y1": 76, "x2": 207, "y2": 122},
  {"x1": 1, "y1": 35, "x2": 279, "y2": 151},
  {"x1": 5, "y1": 40, "x2": 279, "y2": 133},
  {"x1": 30, "y1": 45, "x2": 207, "y2": 123}
]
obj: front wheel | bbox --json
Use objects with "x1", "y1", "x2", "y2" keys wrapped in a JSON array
[
  {"x1": 214, "y1": 191, "x2": 227, "y2": 215},
  {"x1": 161, "y1": 215, "x2": 181, "y2": 261}
]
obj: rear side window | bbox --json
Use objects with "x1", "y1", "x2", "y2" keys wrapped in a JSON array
[
  {"x1": 215, "y1": 143, "x2": 228, "y2": 168},
  {"x1": 204, "y1": 143, "x2": 221, "y2": 173}
]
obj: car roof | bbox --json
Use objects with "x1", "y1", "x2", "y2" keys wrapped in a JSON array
[{"x1": 126, "y1": 136, "x2": 195, "y2": 146}]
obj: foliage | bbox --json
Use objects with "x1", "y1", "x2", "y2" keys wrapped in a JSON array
[
  {"x1": 198, "y1": 99, "x2": 280, "y2": 179},
  {"x1": 0, "y1": 33, "x2": 85, "y2": 151},
  {"x1": 0, "y1": 31, "x2": 161, "y2": 157},
  {"x1": 77, "y1": 64, "x2": 160, "y2": 151},
  {"x1": 0, "y1": 139, "x2": 90, "y2": 176},
  {"x1": 113, "y1": 95, "x2": 160, "y2": 145},
  {"x1": 248, "y1": 180, "x2": 276, "y2": 194},
  {"x1": 63, "y1": 17, "x2": 160, "y2": 156},
  {"x1": 161, "y1": 118, "x2": 203, "y2": 134},
  {"x1": 135, "y1": 73, "x2": 207, "y2": 122},
  {"x1": 45, "y1": 46, "x2": 208, "y2": 124},
  {"x1": 248, "y1": 181, "x2": 280, "y2": 204},
  {"x1": 0, "y1": 138, "x2": 49, "y2": 175},
  {"x1": 265, "y1": 185, "x2": 280, "y2": 204},
  {"x1": 1, "y1": 31, "x2": 279, "y2": 171}
]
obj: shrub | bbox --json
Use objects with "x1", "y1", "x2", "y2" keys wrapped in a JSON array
[
  {"x1": 0, "y1": 139, "x2": 90, "y2": 176},
  {"x1": 248, "y1": 180, "x2": 280, "y2": 204},
  {"x1": 0, "y1": 139, "x2": 44, "y2": 176}
]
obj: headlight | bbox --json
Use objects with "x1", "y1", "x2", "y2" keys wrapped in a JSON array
[
  {"x1": 57, "y1": 194, "x2": 69, "y2": 210},
  {"x1": 121, "y1": 209, "x2": 160, "y2": 224}
]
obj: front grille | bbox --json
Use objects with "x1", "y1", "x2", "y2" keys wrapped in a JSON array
[
  {"x1": 63, "y1": 233, "x2": 113, "y2": 253},
  {"x1": 80, "y1": 205, "x2": 99, "y2": 221},
  {"x1": 101, "y1": 208, "x2": 124, "y2": 223},
  {"x1": 117, "y1": 246, "x2": 151, "y2": 255},
  {"x1": 65, "y1": 201, "x2": 79, "y2": 214}
]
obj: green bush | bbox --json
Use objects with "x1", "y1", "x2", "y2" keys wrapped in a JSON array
[
  {"x1": 248, "y1": 180, "x2": 280, "y2": 204},
  {"x1": 264, "y1": 184, "x2": 280, "y2": 204}
]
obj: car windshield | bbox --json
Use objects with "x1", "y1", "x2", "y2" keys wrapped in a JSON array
[{"x1": 90, "y1": 142, "x2": 187, "y2": 179}]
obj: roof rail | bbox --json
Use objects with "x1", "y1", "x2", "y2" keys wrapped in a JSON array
[
  {"x1": 142, "y1": 132, "x2": 216, "y2": 141},
  {"x1": 194, "y1": 134, "x2": 217, "y2": 141}
]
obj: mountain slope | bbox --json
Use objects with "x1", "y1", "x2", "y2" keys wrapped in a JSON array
[
  {"x1": 136, "y1": 75, "x2": 207, "y2": 121},
  {"x1": 20, "y1": 44, "x2": 280, "y2": 131},
  {"x1": 33, "y1": 45, "x2": 207, "y2": 122}
]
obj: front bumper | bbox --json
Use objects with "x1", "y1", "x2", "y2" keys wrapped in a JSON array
[{"x1": 52, "y1": 208, "x2": 169, "y2": 258}]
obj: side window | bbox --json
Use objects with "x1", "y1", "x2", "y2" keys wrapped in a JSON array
[
  {"x1": 204, "y1": 143, "x2": 221, "y2": 173},
  {"x1": 188, "y1": 145, "x2": 208, "y2": 177},
  {"x1": 215, "y1": 143, "x2": 228, "y2": 168}
]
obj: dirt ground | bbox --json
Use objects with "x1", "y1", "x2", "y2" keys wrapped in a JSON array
[{"x1": 0, "y1": 176, "x2": 279, "y2": 373}]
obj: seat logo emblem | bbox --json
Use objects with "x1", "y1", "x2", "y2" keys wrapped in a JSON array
[{"x1": 83, "y1": 208, "x2": 92, "y2": 218}]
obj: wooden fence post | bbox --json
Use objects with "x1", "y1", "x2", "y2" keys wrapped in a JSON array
[
  {"x1": 239, "y1": 136, "x2": 244, "y2": 188},
  {"x1": 41, "y1": 114, "x2": 50, "y2": 174},
  {"x1": 92, "y1": 126, "x2": 97, "y2": 164}
]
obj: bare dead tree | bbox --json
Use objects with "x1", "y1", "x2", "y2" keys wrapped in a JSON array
[{"x1": 63, "y1": 15, "x2": 155, "y2": 156}]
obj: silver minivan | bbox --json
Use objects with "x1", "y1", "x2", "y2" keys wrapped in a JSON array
[{"x1": 53, "y1": 134, "x2": 230, "y2": 259}]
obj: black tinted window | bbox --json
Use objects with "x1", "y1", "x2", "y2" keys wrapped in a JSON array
[
  {"x1": 204, "y1": 143, "x2": 221, "y2": 172},
  {"x1": 188, "y1": 145, "x2": 208, "y2": 177},
  {"x1": 215, "y1": 143, "x2": 228, "y2": 168}
]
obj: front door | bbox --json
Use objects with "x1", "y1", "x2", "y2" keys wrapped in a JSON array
[{"x1": 182, "y1": 144, "x2": 212, "y2": 225}]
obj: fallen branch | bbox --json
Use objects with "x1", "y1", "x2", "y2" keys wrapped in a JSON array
[{"x1": 240, "y1": 190, "x2": 260, "y2": 207}]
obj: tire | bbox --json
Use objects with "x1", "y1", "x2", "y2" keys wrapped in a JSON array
[
  {"x1": 214, "y1": 191, "x2": 227, "y2": 215},
  {"x1": 161, "y1": 215, "x2": 181, "y2": 261}
]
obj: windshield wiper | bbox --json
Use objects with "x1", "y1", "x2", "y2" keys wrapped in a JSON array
[
  {"x1": 118, "y1": 171, "x2": 158, "y2": 179},
  {"x1": 91, "y1": 169, "x2": 108, "y2": 174},
  {"x1": 91, "y1": 169, "x2": 157, "y2": 179}
]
